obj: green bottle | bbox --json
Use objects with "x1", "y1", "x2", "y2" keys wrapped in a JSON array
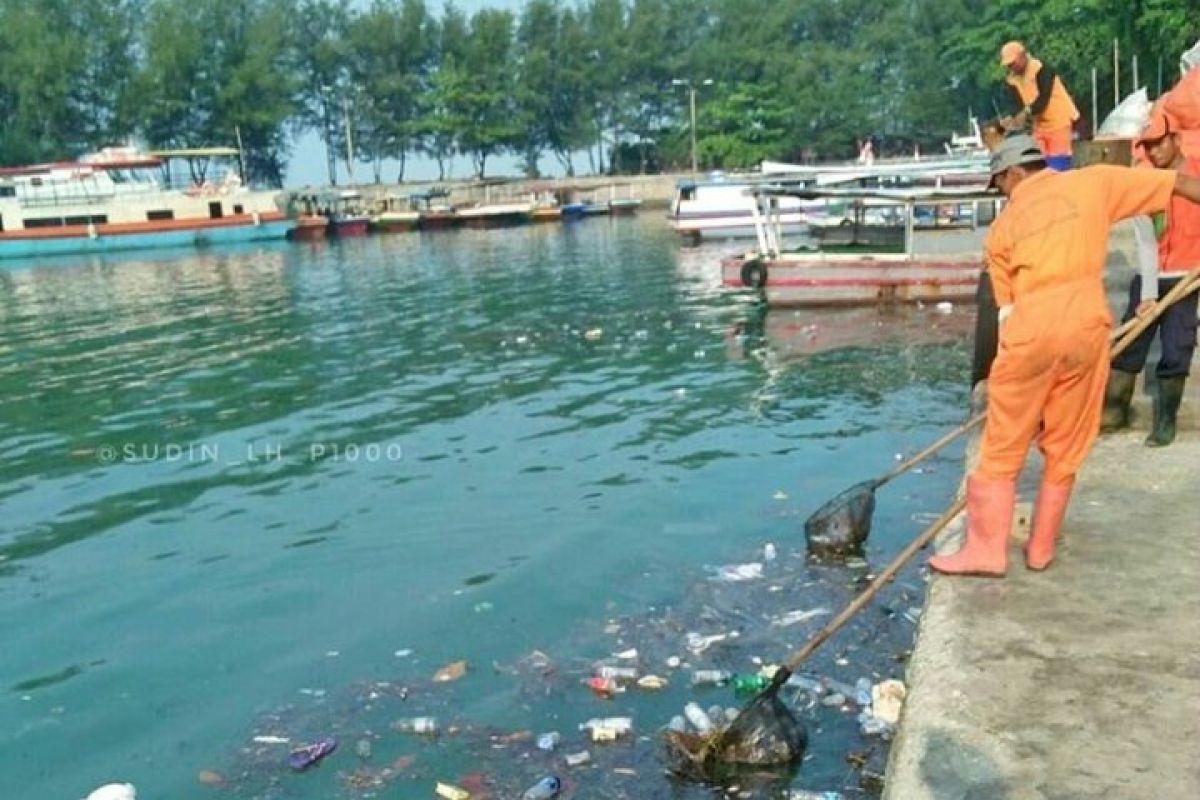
[{"x1": 732, "y1": 674, "x2": 770, "y2": 695}]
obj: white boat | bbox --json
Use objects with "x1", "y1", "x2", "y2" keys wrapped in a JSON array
[
  {"x1": 669, "y1": 149, "x2": 991, "y2": 244},
  {"x1": 668, "y1": 175, "x2": 821, "y2": 243},
  {"x1": 0, "y1": 146, "x2": 290, "y2": 260},
  {"x1": 455, "y1": 200, "x2": 534, "y2": 228},
  {"x1": 721, "y1": 185, "x2": 998, "y2": 308}
]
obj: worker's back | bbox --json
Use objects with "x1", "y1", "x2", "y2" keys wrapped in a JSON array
[{"x1": 987, "y1": 165, "x2": 1177, "y2": 302}]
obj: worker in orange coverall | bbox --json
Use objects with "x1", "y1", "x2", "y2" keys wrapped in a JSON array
[{"x1": 931, "y1": 134, "x2": 1200, "y2": 576}]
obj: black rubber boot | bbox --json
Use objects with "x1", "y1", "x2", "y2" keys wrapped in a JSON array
[
  {"x1": 1100, "y1": 370, "x2": 1137, "y2": 433},
  {"x1": 1146, "y1": 377, "x2": 1187, "y2": 447}
]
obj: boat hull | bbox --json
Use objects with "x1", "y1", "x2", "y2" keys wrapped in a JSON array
[
  {"x1": 458, "y1": 212, "x2": 528, "y2": 229},
  {"x1": 608, "y1": 199, "x2": 641, "y2": 215},
  {"x1": 418, "y1": 212, "x2": 458, "y2": 230},
  {"x1": 288, "y1": 215, "x2": 328, "y2": 242},
  {"x1": 529, "y1": 208, "x2": 563, "y2": 223},
  {"x1": 0, "y1": 212, "x2": 291, "y2": 259},
  {"x1": 329, "y1": 217, "x2": 370, "y2": 237},
  {"x1": 722, "y1": 252, "x2": 981, "y2": 308},
  {"x1": 370, "y1": 216, "x2": 419, "y2": 233},
  {"x1": 671, "y1": 211, "x2": 809, "y2": 242}
]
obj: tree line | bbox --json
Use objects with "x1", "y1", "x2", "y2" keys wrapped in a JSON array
[{"x1": 0, "y1": 0, "x2": 1194, "y2": 186}]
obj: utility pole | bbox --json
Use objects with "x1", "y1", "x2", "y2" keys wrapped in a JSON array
[
  {"x1": 672, "y1": 78, "x2": 714, "y2": 174},
  {"x1": 343, "y1": 98, "x2": 356, "y2": 187}
]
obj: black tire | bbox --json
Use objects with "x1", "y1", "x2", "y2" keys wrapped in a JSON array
[{"x1": 740, "y1": 259, "x2": 768, "y2": 289}]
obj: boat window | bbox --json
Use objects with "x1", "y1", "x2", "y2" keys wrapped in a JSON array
[
  {"x1": 147, "y1": 210, "x2": 174, "y2": 221},
  {"x1": 64, "y1": 214, "x2": 107, "y2": 225},
  {"x1": 681, "y1": 186, "x2": 696, "y2": 201},
  {"x1": 209, "y1": 202, "x2": 223, "y2": 219},
  {"x1": 233, "y1": 204, "x2": 244, "y2": 215},
  {"x1": 31, "y1": 177, "x2": 43, "y2": 187},
  {"x1": 0, "y1": 185, "x2": 14, "y2": 198},
  {"x1": 25, "y1": 217, "x2": 65, "y2": 228}
]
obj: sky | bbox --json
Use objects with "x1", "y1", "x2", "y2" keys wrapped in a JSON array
[{"x1": 285, "y1": 0, "x2": 540, "y2": 187}]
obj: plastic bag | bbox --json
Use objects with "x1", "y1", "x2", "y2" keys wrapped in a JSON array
[
  {"x1": 1098, "y1": 88, "x2": 1152, "y2": 138},
  {"x1": 1181, "y1": 38, "x2": 1200, "y2": 76}
]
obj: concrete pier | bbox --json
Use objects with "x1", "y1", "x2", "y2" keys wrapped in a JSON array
[{"x1": 885, "y1": 230, "x2": 1200, "y2": 798}]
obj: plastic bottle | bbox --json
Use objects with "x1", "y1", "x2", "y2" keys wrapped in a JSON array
[
  {"x1": 595, "y1": 665, "x2": 639, "y2": 681},
  {"x1": 785, "y1": 674, "x2": 826, "y2": 694},
  {"x1": 854, "y1": 678, "x2": 873, "y2": 707},
  {"x1": 666, "y1": 715, "x2": 687, "y2": 733},
  {"x1": 690, "y1": 669, "x2": 732, "y2": 687},
  {"x1": 682, "y1": 702, "x2": 714, "y2": 733},
  {"x1": 536, "y1": 731, "x2": 560, "y2": 751},
  {"x1": 732, "y1": 674, "x2": 770, "y2": 695},
  {"x1": 392, "y1": 716, "x2": 438, "y2": 735},
  {"x1": 579, "y1": 717, "x2": 632, "y2": 739},
  {"x1": 521, "y1": 776, "x2": 562, "y2": 800}
]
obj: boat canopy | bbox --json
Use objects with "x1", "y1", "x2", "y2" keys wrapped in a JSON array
[
  {"x1": 149, "y1": 147, "x2": 241, "y2": 159},
  {"x1": 746, "y1": 184, "x2": 999, "y2": 204}
]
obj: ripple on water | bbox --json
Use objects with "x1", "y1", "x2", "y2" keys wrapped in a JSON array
[{"x1": 0, "y1": 221, "x2": 971, "y2": 798}]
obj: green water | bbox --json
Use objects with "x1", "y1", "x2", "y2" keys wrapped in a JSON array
[{"x1": 0, "y1": 218, "x2": 972, "y2": 798}]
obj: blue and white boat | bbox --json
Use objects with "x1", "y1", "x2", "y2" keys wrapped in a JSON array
[{"x1": 0, "y1": 147, "x2": 291, "y2": 260}]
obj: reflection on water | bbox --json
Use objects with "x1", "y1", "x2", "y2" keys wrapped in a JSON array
[{"x1": 1, "y1": 218, "x2": 971, "y2": 798}]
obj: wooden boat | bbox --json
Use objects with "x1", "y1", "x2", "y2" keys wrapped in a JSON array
[
  {"x1": 370, "y1": 193, "x2": 420, "y2": 233},
  {"x1": 528, "y1": 204, "x2": 563, "y2": 223},
  {"x1": 608, "y1": 198, "x2": 642, "y2": 215},
  {"x1": 288, "y1": 214, "x2": 328, "y2": 241},
  {"x1": 0, "y1": 146, "x2": 290, "y2": 259},
  {"x1": 408, "y1": 189, "x2": 458, "y2": 229},
  {"x1": 325, "y1": 191, "x2": 370, "y2": 236},
  {"x1": 722, "y1": 185, "x2": 999, "y2": 308},
  {"x1": 456, "y1": 201, "x2": 532, "y2": 228},
  {"x1": 577, "y1": 194, "x2": 610, "y2": 215}
]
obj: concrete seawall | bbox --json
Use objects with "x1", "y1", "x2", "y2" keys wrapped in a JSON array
[
  {"x1": 884, "y1": 229, "x2": 1200, "y2": 798},
  {"x1": 313, "y1": 172, "x2": 690, "y2": 211}
]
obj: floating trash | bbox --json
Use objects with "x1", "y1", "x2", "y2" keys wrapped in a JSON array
[
  {"x1": 432, "y1": 660, "x2": 467, "y2": 683},
  {"x1": 288, "y1": 736, "x2": 337, "y2": 771},
  {"x1": 772, "y1": 608, "x2": 831, "y2": 627},
  {"x1": 86, "y1": 784, "x2": 137, "y2": 800},
  {"x1": 521, "y1": 775, "x2": 562, "y2": 800},
  {"x1": 712, "y1": 563, "x2": 763, "y2": 582},
  {"x1": 636, "y1": 674, "x2": 668, "y2": 690},
  {"x1": 435, "y1": 782, "x2": 471, "y2": 800}
]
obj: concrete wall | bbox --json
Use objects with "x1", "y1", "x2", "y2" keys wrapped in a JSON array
[{"x1": 343, "y1": 173, "x2": 695, "y2": 211}]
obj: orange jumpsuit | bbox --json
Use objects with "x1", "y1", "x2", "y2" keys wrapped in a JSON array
[
  {"x1": 979, "y1": 165, "x2": 1177, "y2": 484},
  {"x1": 1005, "y1": 58, "x2": 1079, "y2": 158}
]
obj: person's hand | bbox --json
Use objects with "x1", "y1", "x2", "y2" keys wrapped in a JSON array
[{"x1": 1136, "y1": 299, "x2": 1156, "y2": 317}]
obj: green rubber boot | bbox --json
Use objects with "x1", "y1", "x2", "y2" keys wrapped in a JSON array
[
  {"x1": 1146, "y1": 376, "x2": 1187, "y2": 448},
  {"x1": 1100, "y1": 370, "x2": 1137, "y2": 433}
]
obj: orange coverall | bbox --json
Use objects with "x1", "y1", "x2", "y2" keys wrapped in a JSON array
[{"x1": 979, "y1": 165, "x2": 1177, "y2": 484}]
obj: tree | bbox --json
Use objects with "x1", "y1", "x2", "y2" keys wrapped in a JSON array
[
  {"x1": 416, "y1": 1, "x2": 470, "y2": 180},
  {"x1": 291, "y1": 0, "x2": 352, "y2": 184},
  {"x1": 347, "y1": 0, "x2": 436, "y2": 183},
  {"x1": 136, "y1": 0, "x2": 296, "y2": 186},
  {"x1": 454, "y1": 8, "x2": 521, "y2": 178}
]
